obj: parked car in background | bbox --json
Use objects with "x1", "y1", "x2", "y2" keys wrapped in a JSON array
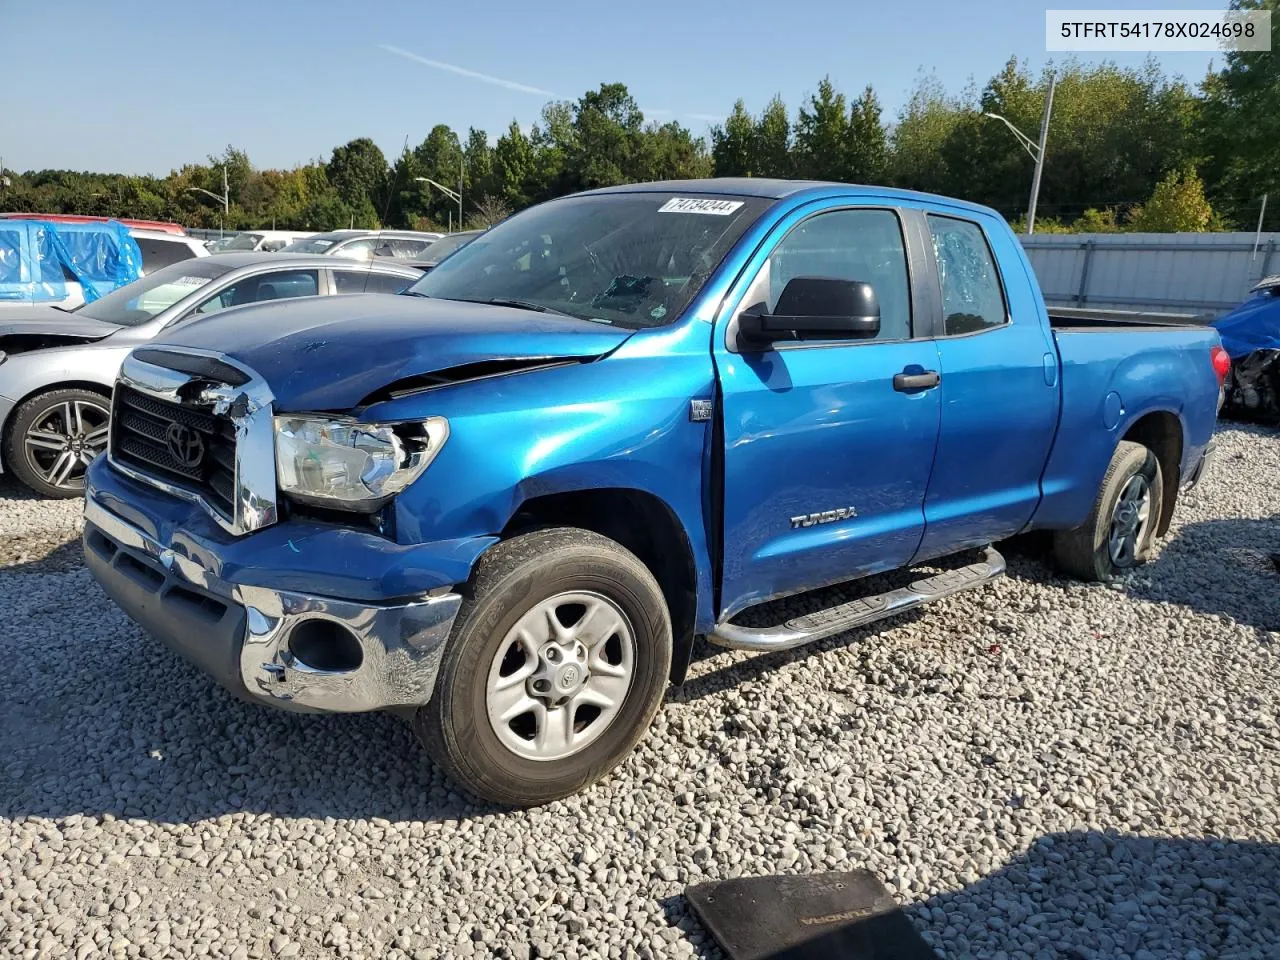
[
  {"x1": 204, "y1": 236, "x2": 238, "y2": 253},
  {"x1": 0, "y1": 219, "x2": 143, "y2": 312},
  {"x1": 210, "y1": 231, "x2": 315, "y2": 254},
  {"x1": 131, "y1": 228, "x2": 208, "y2": 274},
  {"x1": 403, "y1": 229, "x2": 483, "y2": 273},
  {"x1": 0, "y1": 213, "x2": 206, "y2": 276},
  {"x1": 281, "y1": 229, "x2": 442, "y2": 260},
  {"x1": 80, "y1": 179, "x2": 1226, "y2": 807},
  {"x1": 0, "y1": 213, "x2": 188, "y2": 235},
  {"x1": 0, "y1": 253, "x2": 419, "y2": 497},
  {"x1": 1214, "y1": 274, "x2": 1280, "y2": 423}
]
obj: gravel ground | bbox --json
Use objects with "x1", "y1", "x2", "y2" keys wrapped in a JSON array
[{"x1": 3, "y1": 425, "x2": 1280, "y2": 960}]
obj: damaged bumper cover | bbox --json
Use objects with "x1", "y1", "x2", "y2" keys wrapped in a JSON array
[{"x1": 83, "y1": 459, "x2": 476, "y2": 714}]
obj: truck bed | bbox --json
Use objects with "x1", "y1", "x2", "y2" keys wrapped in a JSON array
[{"x1": 1047, "y1": 306, "x2": 1211, "y2": 330}]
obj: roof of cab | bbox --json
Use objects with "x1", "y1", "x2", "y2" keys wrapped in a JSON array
[{"x1": 581, "y1": 177, "x2": 1001, "y2": 218}]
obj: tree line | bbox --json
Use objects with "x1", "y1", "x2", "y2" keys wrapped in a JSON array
[{"x1": 3, "y1": 1, "x2": 1275, "y2": 234}]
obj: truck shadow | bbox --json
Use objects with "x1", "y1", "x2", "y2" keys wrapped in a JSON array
[
  {"x1": 663, "y1": 830, "x2": 1280, "y2": 958},
  {"x1": 1122, "y1": 513, "x2": 1280, "y2": 635}
]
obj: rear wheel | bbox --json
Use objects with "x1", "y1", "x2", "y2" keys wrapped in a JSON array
[
  {"x1": 416, "y1": 527, "x2": 672, "y2": 807},
  {"x1": 1053, "y1": 440, "x2": 1164, "y2": 581},
  {"x1": 4, "y1": 388, "x2": 110, "y2": 498}
]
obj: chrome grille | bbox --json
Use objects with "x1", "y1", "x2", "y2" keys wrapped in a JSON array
[{"x1": 110, "y1": 385, "x2": 238, "y2": 518}]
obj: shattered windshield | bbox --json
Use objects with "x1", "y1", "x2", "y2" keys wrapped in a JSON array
[{"x1": 406, "y1": 193, "x2": 767, "y2": 329}]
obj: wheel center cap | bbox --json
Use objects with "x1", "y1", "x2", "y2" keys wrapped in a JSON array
[{"x1": 558, "y1": 664, "x2": 582, "y2": 690}]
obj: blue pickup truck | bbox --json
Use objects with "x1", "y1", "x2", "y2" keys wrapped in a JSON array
[{"x1": 82, "y1": 179, "x2": 1226, "y2": 805}]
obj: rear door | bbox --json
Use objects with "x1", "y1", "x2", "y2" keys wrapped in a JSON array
[
  {"x1": 715, "y1": 198, "x2": 943, "y2": 618},
  {"x1": 912, "y1": 210, "x2": 1061, "y2": 561}
]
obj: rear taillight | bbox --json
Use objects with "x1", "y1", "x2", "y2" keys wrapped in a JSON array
[{"x1": 1211, "y1": 344, "x2": 1231, "y2": 386}]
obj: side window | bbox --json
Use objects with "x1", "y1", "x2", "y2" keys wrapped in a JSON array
[
  {"x1": 386, "y1": 238, "x2": 432, "y2": 258},
  {"x1": 136, "y1": 237, "x2": 196, "y2": 273},
  {"x1": 926, "y1": 215, "x2": 1008, "y2": 336},
  {"x1": 336, "y1": 238, "x2": 376, "y2": 260},
  {"x1": 335, "y1": 270, "x2": 411, "y2": 295},
  {"x1": 193, "y1": 270, "x2": 319, "y2": 316},
  {"x1": 749, "y1": 208, "x2": 912, "y2": 342}
]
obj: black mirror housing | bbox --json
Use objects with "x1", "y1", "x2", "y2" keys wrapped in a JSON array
[{"x1": 740, "y1": 277, "x2": 881, "y2": 346}]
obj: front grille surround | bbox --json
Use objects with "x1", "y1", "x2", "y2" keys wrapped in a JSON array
[
  {"x1": 107, "y1": 348, "x2": 279, "y2": 536},
  {"x1": 111, "y1": 385, "x2": 239, "y2": 519}
]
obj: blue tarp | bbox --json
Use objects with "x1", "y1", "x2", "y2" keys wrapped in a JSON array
[
  {"x1": 1211, "y1": 277, "x2": 1280, "y2": 360},
  {"x1": 0, "y1": 219, "x2": 143, "y2": 304}
]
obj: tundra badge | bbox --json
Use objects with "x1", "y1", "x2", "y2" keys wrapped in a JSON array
[{"x1": 790, "y1": 507, "x2": 857, "y2": 529}]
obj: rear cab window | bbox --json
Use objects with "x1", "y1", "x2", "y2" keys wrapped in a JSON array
[{"x1": 926, "y1": 215, "x2": 1009, "y2": 336}]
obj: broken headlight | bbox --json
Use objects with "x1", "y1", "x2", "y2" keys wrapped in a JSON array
[{"x1": 274, "y1": 415, "x2": 449, "y2": 510}]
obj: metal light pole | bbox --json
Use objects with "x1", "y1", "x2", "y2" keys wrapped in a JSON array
[
  {"x1": 414, "y1": 174, "x2": 463, "y2": 232},
  {"x1": 983, "y1": 72, "x2": 1055, "y2": 235},
  {"x1": 187, "y1": 165, "x2": 230, "y2": 215}
]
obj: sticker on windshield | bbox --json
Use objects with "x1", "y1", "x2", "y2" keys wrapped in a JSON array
[
  {"x1": 173, "y1": 276, "x2": 212, "y2": 288},
  {"x1": 658, "y1": 198, "x2": 744, "y2": 216},
  {"x1": 312, "y1": 239, "x2": 334, "y2": 248}
]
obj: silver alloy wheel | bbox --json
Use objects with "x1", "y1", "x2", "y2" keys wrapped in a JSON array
[
  {"x1": 24, "y1": 399, "x2": 110, "y2": 490},
  {"x1": 1108, "y1": 473, "x2": 1152, "y2": 568},
  {"x1": 485, "y1": 590, "x2": 635, "y2": 761}
]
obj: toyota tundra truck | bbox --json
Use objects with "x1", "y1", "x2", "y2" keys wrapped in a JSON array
[{"x1": 81, "y1": 180, "x2": 1226, "y2": 806}]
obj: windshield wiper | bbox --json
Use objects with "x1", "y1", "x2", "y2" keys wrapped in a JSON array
[{"x1": 479, "y1": 297, "x2": 570, "y2": 316}]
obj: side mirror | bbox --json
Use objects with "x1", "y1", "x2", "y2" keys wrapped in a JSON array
[{"x1": 739, "y1": 277, "x2": 881, "y2": 347}]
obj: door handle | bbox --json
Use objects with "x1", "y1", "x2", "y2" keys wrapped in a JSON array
[{"x1": 893, "y1": 370, "x2": 941, "y2": 392}]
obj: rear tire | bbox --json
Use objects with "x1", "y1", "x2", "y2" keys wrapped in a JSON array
[
  {"x1": 4, "y1": 388, "x2": 111, "y2": 498},
  {"x1": 416, "y1": 527, "x2": 672, "y2": 807},
  {"x1": 1053, "y1": 440, "x2": 1164, "y2": 582}
]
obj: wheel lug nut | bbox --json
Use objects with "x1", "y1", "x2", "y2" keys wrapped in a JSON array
[{"x1": 546, "y1": 647, "x2": 560, "y2": 663}]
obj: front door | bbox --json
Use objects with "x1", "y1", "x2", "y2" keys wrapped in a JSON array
[{"x1": 715, "y1": 202, "x2": 943, "y2": 620}]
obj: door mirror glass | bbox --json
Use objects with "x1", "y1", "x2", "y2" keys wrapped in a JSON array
[{"x1": 740, "y1": 277, "x2": 881, "y2": 346}]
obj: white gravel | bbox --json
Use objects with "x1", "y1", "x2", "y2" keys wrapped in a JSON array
[{"x1": 3, "y1": 425, "x2": 1280, "y2": 960}]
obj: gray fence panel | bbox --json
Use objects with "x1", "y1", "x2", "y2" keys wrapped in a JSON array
[{"x1": 1020, "y1": 232, "x2": 1280, "y2": 317}]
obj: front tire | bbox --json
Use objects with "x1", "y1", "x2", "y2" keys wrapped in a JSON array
[
  {"x1": 4, "y1": 388, "x2": 111, "y2": 498},
  {"x1": 416, "y1": 527, "x2": 672, "y2": 807},
  {"x1": 1053, "y1": 440, "x2": 1164, "y2": 581}
]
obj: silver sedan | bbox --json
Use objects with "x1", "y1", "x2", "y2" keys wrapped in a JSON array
[{"x1": 0, "y1": 252, "x2": 421, "y2": 497}]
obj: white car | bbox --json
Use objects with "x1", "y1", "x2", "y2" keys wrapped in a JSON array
[{"x1": 208, "y1": 230, "x2": 315, "y2": 254}]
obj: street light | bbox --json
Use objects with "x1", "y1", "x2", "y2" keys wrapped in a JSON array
[
  {"x1": 983, "y1": 72, "x2": 1056, "y2": 235},
  {"x1": 414, "y1": 160, "x2": 463, "y2": 232},
  {"x1": 186, "y1": 164, "x2": 230, "y2": 215}
]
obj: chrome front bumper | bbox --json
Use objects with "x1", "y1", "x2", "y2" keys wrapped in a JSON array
[{"x1": 84, "y1": 492, "x2": 462, "y2": 714}]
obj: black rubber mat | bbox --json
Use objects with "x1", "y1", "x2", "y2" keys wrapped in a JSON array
[{"x1": 685, "y1": 871, "x2": 939, "y2": 960}]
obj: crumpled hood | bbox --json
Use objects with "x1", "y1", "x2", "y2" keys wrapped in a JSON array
[
  {"x1": 0, "y1": 307, "x2": 119, "y2": 347},
  {"x1": 149, "y1": 294, "x2": 633, "y2": 410}
]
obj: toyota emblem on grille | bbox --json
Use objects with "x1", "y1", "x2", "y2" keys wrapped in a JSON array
[{"x1": 165, "y1": 422, "x2": 205, "y2": 468}]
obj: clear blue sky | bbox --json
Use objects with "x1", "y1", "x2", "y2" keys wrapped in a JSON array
[{"x1": 4, "y1": 0, "x2": 1224, "y2": 175}]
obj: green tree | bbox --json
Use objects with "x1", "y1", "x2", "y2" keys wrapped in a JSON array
[
  {"x1": 570, "y1": 83, "x2": 645, "y2": 189},
  {"x1": 326, "y1": 138, "x2": 389, "y2": 222},
  {"x1": 1127, "y1": 167, "x2": 1216, "y2": 232},
  {"x1": 493, "y1": 121, "x2": 536, "y2": 209},
  {"x1": 754, "y1": 96, "x2": 792, "y2": 178},
  {"x1": 463, "y1": 127, "x2": 495, "y2": 210},
  {"x1": 845, "y1": 86, "x2": 887, "y2": 183},
  {"x1": 712, "y1": 100, "x2": 757, "y2": 176},
  {"x1": 1201, "y1": 0, "x2": 1279, "y2": 229},
  {"x1": 794, "y1": 78, "x2": 849, "y2": 181}
]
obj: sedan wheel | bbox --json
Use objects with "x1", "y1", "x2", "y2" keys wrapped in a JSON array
[{"x1": 5, "y1": 389, "x2": 111, "y2": 498}]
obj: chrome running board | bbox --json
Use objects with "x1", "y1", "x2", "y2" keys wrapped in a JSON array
[{"x1": 709, "y1": 547, "x2": 1006, "y2": 652}]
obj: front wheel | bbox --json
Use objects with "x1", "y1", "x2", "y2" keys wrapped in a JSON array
[
  {"x1": 4, "y1": 388, "x2": 111, "y2": 498},
  {"x1": 1053, "y1": 440, "x2": 1164, "y2": 581},
  {"x1": 416, "y1": 527, "x2": 672, "y2": 807}
]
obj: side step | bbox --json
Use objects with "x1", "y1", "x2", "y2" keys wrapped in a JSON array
[{"x1": 709, "y1": 547, "x2": 1006, "y2": 652}]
